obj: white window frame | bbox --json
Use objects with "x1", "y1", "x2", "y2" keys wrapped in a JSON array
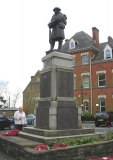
[
  {"x1": 82, "y1": 75, "x2": 89, "y2": 88},
  {"x1": 98, "y1": 73, "x2": 105, "y2": 87},
  {"x1": 105, "y1": 49, "x2": 111, "y2": 59},
  {"x1": 84, "y1": 101, "x2": 88, "y2": 111},
  {"x1": 71, "y1": 42, "x2": 75, "y2": 49},
  {"x1": 69, "y1": 38, "x2": 75, "y2": 50},
  {"x1": 104, "y1": 44, "x2": 112, "y2": 59},
  {"x1": 100, "y1": 98, "x2": 106, "y2": 111},
  {"x1": 82, "y1": 55, "x2": 88, "y2": 64}
]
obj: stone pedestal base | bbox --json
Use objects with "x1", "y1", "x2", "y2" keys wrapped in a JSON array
[
  {"x1": 35, "y1": 99, "x2": 78, "y2": 130},
  {"x1": 35, "y1": 51, "x2": 78, "y2": 130}
]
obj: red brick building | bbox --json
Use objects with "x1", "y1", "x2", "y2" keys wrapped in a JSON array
[{"x1": 62, "y1": 27, "x2": 113, "y2": 114}]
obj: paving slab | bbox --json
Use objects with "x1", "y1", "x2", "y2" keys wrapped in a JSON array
[{"x1": 1, "y1": 136, "x2": 41, "y2": 147}]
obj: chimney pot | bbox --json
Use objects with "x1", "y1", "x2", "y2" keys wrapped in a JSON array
[
  {"x1": 65, "y1": 39, "x2": 68, "y2": 43},
  {"x1": 108, "y1": 36, "x2": 113, "y2": 42}
]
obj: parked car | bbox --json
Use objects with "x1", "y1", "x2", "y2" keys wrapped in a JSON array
[
  {"x1": 26, "y1": 114, "x2": 35, "y2": 124},
  {"x1": 0, "y1": 114, "x2": 15, "y2": 130},
  {"x1": 94, "y1": 111, "x2": 113, "y2": 127},
  {"x1": 7, "y1": 116, "x2": 14, "y2": 123}
]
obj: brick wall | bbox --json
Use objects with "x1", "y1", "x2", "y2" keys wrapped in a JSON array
[
  {"x1": 74, "y1": 50, "x2": 113, "y2": 114},
  {"x1": 0, "y1": 109, "x2": 17, "y2": 117}
]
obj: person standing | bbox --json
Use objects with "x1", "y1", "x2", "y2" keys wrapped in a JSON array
[{"x1": 14, "y1": 106, "x2": 27, "y2": 131}]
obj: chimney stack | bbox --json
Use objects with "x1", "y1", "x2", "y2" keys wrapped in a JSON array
[
  {"x1": 92, "y1": 27, "x2": 99, "y2": 49},
  {"x1": 65, "y1": 39, "x2": 68, "y2": 43},
  {"x1": 31, "y1": 76, "x2": 34, "y2": 80},
  {"x1": 108, "y1": 36, "x2": 113, "y2": 42}
]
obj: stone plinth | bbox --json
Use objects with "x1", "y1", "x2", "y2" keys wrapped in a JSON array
[
  {"x1": 23, "y1": 127, "x2": 95, "y2": 137},
  {"x1": 35, "y1": 51, "x2": 78, "y2": 130}
]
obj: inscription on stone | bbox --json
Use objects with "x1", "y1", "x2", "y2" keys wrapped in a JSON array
[
  {"x1": 36, "y1": 107, "x2": 49, "y2": 129},
  {"x1": 57, "y1": 71, "x2": 74, "y2": 97},
  {"x1": 40, "y1": 71, "x2": 51, "y2": 98},
  {"x1": 57, "y1": 107, "x2": 78, "y2": 129}
]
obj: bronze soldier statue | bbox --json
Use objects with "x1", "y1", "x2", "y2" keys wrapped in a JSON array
[{"x1": 48, "y1": 7, "x2": 67, "y2": 51}]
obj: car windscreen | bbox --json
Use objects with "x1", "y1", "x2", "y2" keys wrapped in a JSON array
[
  {"x1": 0, "y1": 115, "x2": 6, "y2": 119},
  {"x1": 96, "y1": 112, "x2": 107, "y2": 117},
  {"x1": 27, "y1": 115, "x2": 33, "y2": 118}
]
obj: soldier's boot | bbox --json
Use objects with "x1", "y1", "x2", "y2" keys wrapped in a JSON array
[
  {"x1": 50, "y1": 42, "x2": 55, "y2": 50},
  {"x1": 58, "y1": 41, "x2": 63, "y2": 50}
]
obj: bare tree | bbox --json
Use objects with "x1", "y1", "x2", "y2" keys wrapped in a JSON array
[
  {"x1": 0, "y1": 81, "x2": 22, "y2": 108},
  {"x1": 11, "y1": 88, "x2": 22, "y2": 108},
  {"x1": 0, "y1": 80, "x2": 8, "y2": 96},
  {"x1": 0, "y1": 81, "x2": 8, "y2": 108}
]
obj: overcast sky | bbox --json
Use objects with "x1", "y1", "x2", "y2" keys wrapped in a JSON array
[{"x1": 0, "y1": 0, "x2": 113, "y2": 107}]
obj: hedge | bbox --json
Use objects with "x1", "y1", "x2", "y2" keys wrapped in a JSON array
[{"x1": 82, "y1": 112, "x2": 94, "y2": 121}]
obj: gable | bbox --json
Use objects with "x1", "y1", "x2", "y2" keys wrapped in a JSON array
[{"x1": 103, "y1": 44, "x2": 112, "y2": 59}]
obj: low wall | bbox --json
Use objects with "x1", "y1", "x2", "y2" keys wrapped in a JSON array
[
  {"x1": 0, "y1": 108, "x2": 18, "y2": 117},
  {"x1": 0, "y1": 136, "x2": 113, "y2": 160}
]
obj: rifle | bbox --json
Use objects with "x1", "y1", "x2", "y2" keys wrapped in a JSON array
[{"x1": 49, "y1": 29, "x2": 51, "y2": 43}]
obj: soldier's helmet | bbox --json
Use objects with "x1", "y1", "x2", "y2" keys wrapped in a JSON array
[{"x1": 53, "y1": 7, "x2": 61, "y2": 11}]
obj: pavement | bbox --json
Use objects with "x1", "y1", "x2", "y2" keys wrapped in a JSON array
[{"x1": 0, "y1": 151, "x2": 14, "y2": 160}]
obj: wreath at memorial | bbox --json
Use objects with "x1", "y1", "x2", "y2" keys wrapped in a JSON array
[
  {"x1": 34, "y1": 144, "x2": 49, "y2": 151},
  {"x1": 53, "y1": 144, "x2": 68, "y2": 149},
  {"x1": 2, "y1": 129, "x2": 19, "y2": 136},
  {"x1": 34, "y1": 143, "x2": 68, "y2": 152}
]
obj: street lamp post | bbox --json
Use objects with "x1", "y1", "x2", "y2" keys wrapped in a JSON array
[
  {"x1": 96, "y1": 104, "x2": 99, "y2": 112},
  {"x1": 9, "y1": 96, "x2": 10, "y2": 108},
  {"x1": 26, "y1": 95, "x2": 29, "y2": 114},
  {"x1": 80, "y1": 85, "x2": 84, "y2": 110},
  {"x1": 81, "y1": 104, "x2": 83, "y2": 111},
  {"x1": 30, "y1": 98, "x2": 32, "y2": 114},
  {"x1": 34, "y1": 95, "x2": 38, "y2": 108}
]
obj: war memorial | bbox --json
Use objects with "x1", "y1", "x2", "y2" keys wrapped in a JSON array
[{"x1": 0, "y1": 7, "x2": 111, "y2": 160}]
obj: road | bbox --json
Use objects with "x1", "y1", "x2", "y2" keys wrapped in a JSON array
[
  {"x1": 1, "y1": 123, "x2": 113, "y2": 134},
  {"x1": 82, "y1": 122, "x2": 113, "y2": 132}
]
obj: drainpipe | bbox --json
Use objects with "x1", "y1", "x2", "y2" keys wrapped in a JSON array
[
  {"x1": 90, "y1": 55, "x2": 95, "y2": 114},
  {"x1": 90, "y1": 59, "x2": 92, "y2": 114}
]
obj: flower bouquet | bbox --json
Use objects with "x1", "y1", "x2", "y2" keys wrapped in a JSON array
[
  {"x1": 2, "y1": 129, "x2": 19, "y2": 136},
  {"x1": 53, "y1": 144, "x2": 68, "y2": 149},
  {"x1": 34, "y1": 144, "x2": 49, "y2": 151},
  {"x1": 87, "y1": 154, "x2": 113, "y2": 160}
]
